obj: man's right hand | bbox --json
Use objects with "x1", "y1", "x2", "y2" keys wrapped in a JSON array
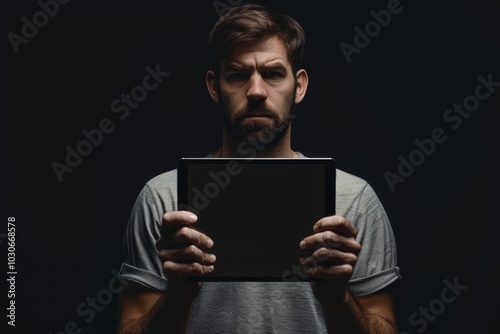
[
  {"x1": 118, "y1": 211, "x2": 214, "y2": 333},
  {"x1": 155, "y1": 211, "x2": 216, "y2": 300}
]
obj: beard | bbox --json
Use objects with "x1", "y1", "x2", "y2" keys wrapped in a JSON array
[{"x1": 218, "y1": 89, "x2": 297, "y2": 150}]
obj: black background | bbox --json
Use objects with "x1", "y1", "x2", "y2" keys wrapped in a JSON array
[{"x1": 5, "y1": 0, "x2": 499, "y2": 333}]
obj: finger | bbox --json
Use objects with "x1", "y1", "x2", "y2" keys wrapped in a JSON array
[
  {"x1": 174, "y1": 226, "x2": 214, "y2": 249},
  {"x1": 162, "y1": 211, "x2": 198, "y2": 228},
  {"x1": 300, "y1": 248, "x2": 357, "y2": 266},
  {"x1": 157, "y1": 211, "x2": 199, "y2": 249},
  {"x1": 300, "y1": 231, "x2": 361, "y2": 254},
  {"x1": 313, "y1": 216, "x2": 357, "y2": 237},
  {"x1": 157, "y1": 220, "x2": 214, "y2": 250},
  {"x1": 162, "y1": 261, "x2": 214, "y2": 277},
  {"x1": 303, "y1": 263, "x2": 354, "y2": 280},
  {"x1": 159, "y1": 245, "x2": 216, "y2": 265}
]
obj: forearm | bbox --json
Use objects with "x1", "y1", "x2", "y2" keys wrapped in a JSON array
[
  {"x1": 321, "y1": 289, "x2": 397, "y2": 334},
  {"x1": 118, "y1": 290, "x2": 194, "y2": 334}
]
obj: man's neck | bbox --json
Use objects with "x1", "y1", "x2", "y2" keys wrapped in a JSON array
[
  {"x1": 213, "y1": 146, "x2": 299, "y2": 158},
  {"x1": 213, "y1": 132, "x2": 299, "y2": 158}
]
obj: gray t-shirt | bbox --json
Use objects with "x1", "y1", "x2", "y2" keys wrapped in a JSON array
[{"x1": 118, "y1": 153, "x2": 401, "y2": 333}]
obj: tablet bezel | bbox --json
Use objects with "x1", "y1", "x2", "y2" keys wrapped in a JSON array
[{"x1": 177, "y1": 157, "x2": 336, "y2": 281}]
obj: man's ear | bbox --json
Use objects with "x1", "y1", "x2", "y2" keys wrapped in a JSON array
[
  {"x1": 294, "y1": 69, "x2": 309, "y2": 104},
  {"x1": 206, "y1": 70, "x2": 219, "y2": 103}
]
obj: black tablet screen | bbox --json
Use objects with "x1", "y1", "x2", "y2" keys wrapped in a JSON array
[{"x1": 178, "y1": 158, "x2": 335, "y2": 281}]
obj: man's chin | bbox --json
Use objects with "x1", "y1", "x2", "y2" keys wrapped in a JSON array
[
  {"x1": 239, "y1": 116, "x2": 274, "y2": 127},
  {"x1": 226, "y1": 117, "x2": 288, "y2": 146},
  {"x1": 238, "y1": 126, "x2": 282, "y2": 147}
]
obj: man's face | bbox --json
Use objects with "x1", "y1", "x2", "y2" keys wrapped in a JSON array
[{"x1": 216, "y1": 36, "x2": 297, "y2": 147}]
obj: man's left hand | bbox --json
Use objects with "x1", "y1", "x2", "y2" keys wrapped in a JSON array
[{"x1": 299, "y1": 215, "x2": 361, "y2": 302}]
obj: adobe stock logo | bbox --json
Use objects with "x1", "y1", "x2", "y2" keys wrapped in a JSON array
[
  {"x1": 51, "y1": 63, "x2": 169, "y2": 183},
  {"x1": 281, "y1": 240, "x2": 339, "y2": 282},
  {"x1": 399, "y1": 277, "x2": 467, "y2": 334},
  {"x1": 339, "y1": 0, "x2": 411, "y2": 64},
  {"x1": 48, "y1": 269, "x2": 128, "y2": 334},
  {"x1": 179, "y1": 112, "x2": 297, "y2": 214},
  {"x1": 179, "y1": 161, "x2": 243, "y2": 215},
  {"x1": 385, "y1": 73, "x2": 499, "y2": 192},
  {"x1": 8, "y1": 0, "x2": 70, "y2": 54}
]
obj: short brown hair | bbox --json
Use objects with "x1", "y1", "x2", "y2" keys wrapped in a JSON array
[{"x1": 207, "y1": 3, "x2": 306, "y2": 74}]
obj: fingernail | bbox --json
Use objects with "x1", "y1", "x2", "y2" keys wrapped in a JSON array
[
  {"x1": 300, "y1": 240, "x2": 306, "y2": 249},
  {"x1": 207, "y1": 238, "x2": 214, "y2": 248},
  {"x1": 210, "y1": 254, "x2": 217, "y2": 263},
  {"x1": 188, "y1": 214, "x2": 198, "y2": 222},
  {"x1": 207, "y1": 265, "x2": 214, "y2": 272}
]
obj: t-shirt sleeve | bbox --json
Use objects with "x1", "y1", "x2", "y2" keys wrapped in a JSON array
[
  {"x1": 348, "y1": 183, "x2": 401, "y2": 296},
  {"x1": 117, "y1": 184, "x2": 168, "y2": 292}
]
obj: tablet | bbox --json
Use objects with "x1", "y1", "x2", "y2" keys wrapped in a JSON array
[{"x1": 177, "y1": 157, "x2": 335, "y2": 281}]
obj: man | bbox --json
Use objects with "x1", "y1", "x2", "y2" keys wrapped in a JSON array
[{"x1": 117, "y1": 3, "x2": 401, "y2": 333}]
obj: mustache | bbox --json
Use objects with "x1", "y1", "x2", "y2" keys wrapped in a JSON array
[{"x1": 234, "y1": 104, "x2": 276, "y2": 122}]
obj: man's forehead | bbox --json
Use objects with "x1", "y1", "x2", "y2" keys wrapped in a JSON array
[
  {"x1": 222, "y1": 58, "x2": 288, "y2": 69},
  {"x1": 221, "y1": 36, "x2": 291, "y2": 69}
]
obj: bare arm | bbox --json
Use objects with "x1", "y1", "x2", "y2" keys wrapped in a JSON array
[
  {"x1": 301, "y1": 215, "x2": 398, "y2": 333},
  {"x1": 317, "y1": 285, "x2": 397, "y2": 334},
  {"x1": 117, "y1": 211, "x2": 215, "y2": 334},
  {"x1": 117, "y1": 281, "x2": 195, "y2": 334}
]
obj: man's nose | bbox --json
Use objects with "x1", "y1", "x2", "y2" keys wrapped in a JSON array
[{"x1": 246, "y1": 73, "x2": 267, "y2": 101}]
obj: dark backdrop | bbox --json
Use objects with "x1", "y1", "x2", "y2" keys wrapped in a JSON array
[{"x1": 5, "y1": 0, "x2": 499, "y2": 333}]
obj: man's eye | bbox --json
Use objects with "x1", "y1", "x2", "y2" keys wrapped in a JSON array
[
  {"x1": 227, "y1": 72, "x2": 249, "y2": 80},
  {"x1": 265, "y1": 71, "x2": 284, "y2": 79}
]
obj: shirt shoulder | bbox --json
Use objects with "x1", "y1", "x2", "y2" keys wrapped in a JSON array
[
  {"x1": 145, "y1": 168, "x2": 178, "y2": 191},
  {"x1": 139, "y1": 168, "x2": 178, "y2": 214},
  {"x1": 335, "y1": 168, "x2": 369, "y2": 194},
  {"x1": 295, "y1": 152, "x2": 369, "y2": 196}
]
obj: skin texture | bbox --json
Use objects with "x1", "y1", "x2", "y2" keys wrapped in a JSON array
[{"x1": 118, "y1": 36, "x2": 398, "y2": 334}]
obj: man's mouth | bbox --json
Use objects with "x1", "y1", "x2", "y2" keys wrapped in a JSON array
[
  {"x1": 242, "y1": 115, "x2": 273, "y2": 119},
  {"x1": 239, "y1": 110, "x2": 274, "y2": 119}
]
